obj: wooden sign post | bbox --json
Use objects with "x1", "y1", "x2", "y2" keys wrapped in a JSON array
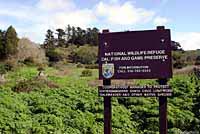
[
  {"x1": 102, "y1": 29, "x2": 112, "y2": 134},
  {"x1": 103, "y1": 79, "x2": 111, "y2": 134},
  {"x1": 159, "y1": 79, "x2": 168, "y2": 134},
  {"x1": 157, "y1": 26, "x2": 168, "y2": 134},
  {"x1": 99, "y1": 26, "x2": 172, "y2": 134}
]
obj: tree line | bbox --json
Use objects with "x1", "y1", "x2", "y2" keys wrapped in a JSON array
[
  {"x1": 0, "y1": 25, "x2": 199, "y2": 68},
  {"x1": 43, "y1": 25, "x2": 99, "y2": 49}
]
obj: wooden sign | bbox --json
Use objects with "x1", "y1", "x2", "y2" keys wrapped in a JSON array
[
  {"x1": 99, "y1": 27, "x2": 172, "y2": 134},
  {"x1": 99, "y1": 29, "x2": 172, "y2": 79}
]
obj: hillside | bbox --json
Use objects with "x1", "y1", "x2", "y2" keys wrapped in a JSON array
[{"x1": 0, "y1": 65, "x2": 199, "y2": 134}]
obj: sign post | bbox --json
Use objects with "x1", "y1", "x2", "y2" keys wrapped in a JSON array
[
  {"x1": 103, "y1": 79, "x2": 112, "y2": 134},
  {"x1": 102, "y1": 30, "x2": 112, "y2": 134},
  {"x1": 157, "y1": 26, "x2": 168, "y2": 134},
  {"x1": 99, "y1": 26, "x2": 172, "y2": 134}
]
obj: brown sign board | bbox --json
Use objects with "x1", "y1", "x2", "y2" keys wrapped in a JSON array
[
  {"x1": 99, "y1": 29, "x2": 172, "y2": 79},
  {"x1": 98, "y1": 85, "x2": 172, "y2": 97}
]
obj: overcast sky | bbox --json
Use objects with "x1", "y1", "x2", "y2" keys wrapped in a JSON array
[{"x1": 0, "y1": 0, "x2": 200, "y2": 50}]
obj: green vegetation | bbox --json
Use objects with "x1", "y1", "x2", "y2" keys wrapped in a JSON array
[
  {"x1": 0, "y1": 25, "x2": 200, "y2": 133},
  {"x1": 0, "y1": 66, "x2": 199, "y2": 133},
  {"x1": 81, "y1": 69, "x2": 93, "y2": 77},
  {"x1": 0, "y1": 26, "x2": 19, "y2": 58}
]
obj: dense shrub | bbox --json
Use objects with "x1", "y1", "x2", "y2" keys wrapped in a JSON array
[
  {"x1": 0, "y1": 59, "x2": 17, "y2": 73},
  {"x1": 195, "y1": 56, "x2": 200, "y2": 65},
  {"x1": 85, "y1": 64, "x2": 98, "y2": 69},
  {"x1": 4, "y1": 58, "x2": 18, "y2": 71},
  {"x1": 46, "y1": 48, "x2": 62, "y2": 62},
  {"x1": 76, "y1": 63, "x2": 84, "y2": 68},
  {"x1": 69, "y1": 45, "x2": 97, "y2": 64},
  {"x1": 12, "y1": 76, "x2": 59, "y2": 93},
  {"x1": 172, "y1": 51, "x2": 186, "y2": 69},
  {"x1": 0, "y1": 66, "x2": 200, "y2": 133},
  {"x1": 193, "y1": 67, "x2": 200, "y2": 79},
  {"x1": 23, "y1": 57, "x2": 35, "y2": 66},
  {"x1": 12, "y1": 78, "x2": 48, "y2": 92},
  {"x1": 17, "y1": 38, "x2": 47, "y2": 65},
  {"x1": 80, "y1": 69, "x2": 92, "y2": 77},
  {"x1": 0, "y1": 64, "x2": 7, "y2": 74}
]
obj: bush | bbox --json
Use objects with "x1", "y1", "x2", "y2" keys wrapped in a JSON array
[
  {"x1": 172, "y1": 51, "x2": 186, "y2": 69},
  {"x1": 0, "y1": 59, "x2": 17, "y2": 74},
  {"x1": 69, "y1": 45, "x2": 97, "y2": 64},
  {"x1": 80, "y1": 69, "x2": 92, "y2": 77},
  {"x1": 195, "y1": 56, "x2": 200, "y2": 65},
  {"x1": 0, "y1": 64, "x2": 6, "y2": 74},
  {"x1": 37, "y1": 65, "x2": 45, "y2": 72},
  {"x1": 76, "y1": 63, "x2": 84, "y2": 68},
  {"x1": 23, "y1": 57, "x2": 35, "y2": 66},
  {"x1": 85, "y1": 64, "x2": 98, "y2": 69},
  {"x1": 12, "y1": 78, "x2": 48, "y2": 92},
  {"x1": 193, "y1": 68, "x2": 200, "y2": 79},
  {"x1": 4, "y1": 58, "x2": 18, "y2": 71},
  {"x1": 17, "y1": 38, "x2": 47, "y2": 65},
  {"x1": 46, "y1": 48, "x2": 62, "y2": 62}
]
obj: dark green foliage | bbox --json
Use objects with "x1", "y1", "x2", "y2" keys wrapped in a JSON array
[
  {"x1": 195, "y1": 56, "x2": 200, "y2": 65},
  {"x1": 0, "y1": 64, "x2": 7, "y2": 74},
  {"x1": 193, "y1": 67, "x2": 200, "y2": 79},
  {"x1": 56, "y1": 28, "x2": 66, "y2": 47},
  {"x1": 12, "y1": 78, "x2": 48, "y2": 92},
  {"x1": 0, "y1": 26, "x2": 19, "y2": 59},
  {"x1": 43, "y1": 25, "x2": 99, "y2": 48},
  {"x1": 167, "y1": 75, "x2": 200, "y2": 132},
  {"x1": 171, "y1": 41, "x2": 183, "y2": 51},
  {"x1": 173, "y1": 50, "x2": 200, "y2": 67},
  {"x1": 71, "y1": 45, "x2": 98, "y2": 64},
  {"x1": 0, "y1": 59, "x2": 200, "y2": 134},
  {"x1": 191, "y1": 75, "x2": 200, "y2": 130},
  {"x1": 67, "y1": 25, "x2": 99, "y2": 46},
  {"x1": 43, "y1": 29, "x2": 55, "y2": 49},
  {"x1": 85, "y1": 64, "x2": 98, "y2": 69},
  {"x1": 80, "y1": 69, "x2": 92, "y2": 77},
  {"x1": 0, "y1": 30, "x2": 5, "y2": 57},
  {"x1": 0, "y1": 62, "x2": 15, "y2": 73},
  {"x1": 85, "y1": 28, "x2": 99, "y2": 46},
  {"x1": 74, "y1": 27, "x2": 87, "y2": 46},
  {"x1": 37, "y1": 66, "x2": 45, "y2": 72},
  {"x1": 172, "y1": 51, "x2": 186, "y2": 69},
  {"x1": 0, "y1": 73, "x2": 200, "y2": 133},
  {"x1": 23, "y1": 57, "x2": 35, "y2": 66},
  {"x1": 5, "y1": 26, "x2": 19, "y2": 56},
  {"x1": 46, "y1": 48, "x2": 62, "y2": 62}
]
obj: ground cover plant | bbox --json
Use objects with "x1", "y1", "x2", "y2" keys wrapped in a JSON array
[{"x1": 0, "y1": 65, "x2": 199, "y2": 134}]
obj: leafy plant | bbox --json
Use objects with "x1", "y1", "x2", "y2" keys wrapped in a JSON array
[{"x1": 80, "y1": 69, "x2": 92, "y2": 77}]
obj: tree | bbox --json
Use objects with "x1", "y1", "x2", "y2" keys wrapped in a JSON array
[
  {"x1": 91, "y1": 27, "x2": 99, "y2": 46},
  {"x1": 56, "y1": 28, "x2": 66, "y2": 47},
  {"x1": 86, "y1": 27, "x2": 99, "y2": 46},
  {"x1": 68, "y1": 26, "x2": 77, "y2": 45},
  {"x1": 5, "y1": 26, "x2": 19, "y2": 56},
  {"x1": 43, "y1": 29, "x2": 55, "y2": 49},
  {"x1": 0, "y1": 30, "x2": 5, "y2": 58},
  {"x1": 171, "y1": 41, "x2": 183, "y2": 51},
  {"x1": 65, "y1": 25, "x2": 72, "y2": 44},
  {"x1": 75, "y1": 27, "x2": 86, "y2": 46}
]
